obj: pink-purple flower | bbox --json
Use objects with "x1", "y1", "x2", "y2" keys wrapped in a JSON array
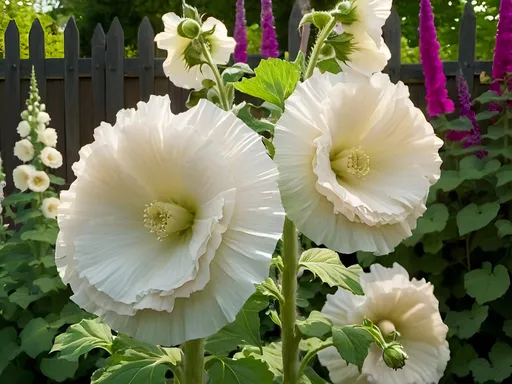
[
  {"x1": 260, "y1": 0, "x2": 279, "y2": 58},
  {"x1": 419, "y1": 0, "x2": 454, "y2": 118},
  {"x1": 234, "y1": 0, "x2": 248, "y2": 63}
]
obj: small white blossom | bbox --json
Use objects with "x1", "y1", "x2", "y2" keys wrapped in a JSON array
[
  {"x1": 37, "y1": 111, "x2": 51, "y2": 124},
  {"x1": 28, "y1": 105, "x2": 34, "y2": 112},
  {"x1": 38, "y1": 128, "x2": 58, "y2": 147},
  {"x1": 14, "y1": 139, "x2": 35, "y2": 162},
  {"x1": 40, "y1": 147, "x2": 63, "y2": 169},
  {"x1": 37, "y1": 123, "x2": 46, "y2": 133},
  {"x1": 40, "y1": 103, "x2": 46, "y2": 111},
  {"x1": 41, "y1": 197, "x2": 60, "y2": 219},
  {"x1": 28, "y1": 170, "x2": 50, "y2": 192},
  {"x1": 13, "y1": 164, "x2": 36, "y2": 191},
  {"x1": 17, "y1": 121, "x2": 31, "y2": 138}
]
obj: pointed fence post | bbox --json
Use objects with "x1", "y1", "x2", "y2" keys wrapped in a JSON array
[
  {"x1": 92, "y1": 24, "x2": 106, "y2": 130},
  {"x1": 29, "y1": 19, "x2": 46, "y2": 101},
  {"x1": 458, "y1": 1, "x2": 476, "y2": 91},
  {"x1": 106, "y1": 17, "x2": 125, "y2": 124},
  {"x1": 138, "y1": 17, "x2": 155, "y2": 102},
  {"x1": 2, "y1": 21, "x2": 21, "y2": 189},
  {"x1": 64, "y1": 17, "x2": 80, "y2": 182},
  {"x1": 383, "y1": 6, "x2": 401, "y2": 83}
]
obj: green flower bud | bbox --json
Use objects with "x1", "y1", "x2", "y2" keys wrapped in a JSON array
[
  {"x1": 177, "y1": 19, "x2": 201, "y2": 39},
  {"x1": 336, "y1": 0, "x2": 352, "y2": 13},
  {"x1": 382, "y1": 342, "x2": 408, "y2": 370}
]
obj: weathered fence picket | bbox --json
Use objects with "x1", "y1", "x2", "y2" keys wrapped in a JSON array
[{"x1": 0, "y1": 0, "x2": 496, "y2": 188}]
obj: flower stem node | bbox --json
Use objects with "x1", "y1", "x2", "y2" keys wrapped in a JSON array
[
  {"x1": 177, "y1": 19, "x2": 201, "y2": 40},
  {"x1": 143, "y1": 201, "x2": 195, "y2": 239},
  {"x1": 382, "y1": 342, "x2": 409, "y2": 370}
]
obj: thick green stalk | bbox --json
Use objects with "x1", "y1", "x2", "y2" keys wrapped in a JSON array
[
  {"x1": 303, "y1": 17, "x2": 338, "y2": 80},
  {"x1": 198, "y1": 37, "x2": 230, "y2": 111},
  {"x1": 281, "y1": 217, "x2": 300, "y2": 384},
  {"x1": 183, "y1": 339, "x2": 205, "y2": 384}
]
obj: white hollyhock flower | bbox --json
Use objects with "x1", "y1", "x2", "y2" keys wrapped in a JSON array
[
  {"x1": 155, "y1": 14, "x2": 235, "y2": 90},
  {"x1": 28, "y1": 170, "x2": 50, "y2": 192},
  {"x1": 348, "y1": 0, "x2": 392, "y2": 44},
  {"x1": 318, "y1": 263, "x2": 450, "y2": 384},
  {"x1": 37, "y1": 111, "x2": 51, "y2": 124},
  {"x1": 40, "y1": 147, "x2": 63, "y2": 169},
  {"x1": 14, "y1": 139, "x2": 35, "y2": 162},
  {"x1": 340, "y1": 31, "x2": 391, "y2": 77},
  {"x1": 37, "y1": 123, "x2": 46, "y2": 133},
  {"x1": 42, "y1": 197, "x2": 60, "y2": 219},
  {"x1": 13, "y1": 165, "x2": 36, "y2": 191},
  {"x1": 56, "y1": 95, "x2": 284, "y2": 346},
  {"x1": 38, "y1": 128, "x2": 58, "y2": 147},
  {"x1": 17, "y1": 121, "x2": 31, "y2": 137},
  {"x1": 274, "y1": 72, "x2": 443, "y2": 256}
]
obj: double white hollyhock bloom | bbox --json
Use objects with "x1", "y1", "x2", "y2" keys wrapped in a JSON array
[
  {"x1": 38, "y1": 128, "x2": 58, "y2": 147},
  {"x1": 17, "y1": 121, "x2": 31, "y2": 137},
  {"x1": 40, "y1": 147, "x2": 63, "y2": 169},
  {"x1": 56, "y1": 95, "x2": 284, "y2": 346},
  {"x1": 155, "y1": 14, "x2": 235, "y2": 90},
  {"x1": 14, "y1": 139, "x2": 35, "y2": 162},
  {"x1": 337, "y1": 0, "x2": 392, "y2": 76},
  {"x1": 274, "y1": 72, "x2": 442, "y2": 256},
  {"x1": 28, "y1": 170, "x2": 50, "y2": 192},
  {"x1": 318, "y1": 263, "x2": 449, "y2": 383},
  {"x1": 13, "y1": 165, "x2": 35, "y2": 192},
  {"x1": 42, "y1": 197, "x2": 60, "y2": 219}
]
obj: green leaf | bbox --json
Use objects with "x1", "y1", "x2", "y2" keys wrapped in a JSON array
[
  {"x1": 316, "y1": 58, "x2": 342, "y2": 74},
  {"x1": 331, "y1": 326, "x2": 372, "y2": 370},
  {"x1": 234, "y1": 58, "x2": 300, "y2": 109},
  {"x1": 207, "y1": 357, "x2": 274, "y2": 384},
  {"x1": 356, "y1": 251, "x2": 376, "y2": 268},
  {"x1": 236, "y1": 102, "x2": 275, "y2": 134},
  {"x1": 456, "y1": 202, "x2": 501, "y2": 236},
  {"x1": 296, "y1": 311, "x2": 333, "y2": 339},
  {"x1": 496, "y1": 220, "x2": 512, "y2": 238},
  {"x1": 473, "y1": 91, "x2": 511, "y2": 104},
  {"x1": 205, "y1": 294, "x2": 269, "y2": 355},
  {"x1": 0, "y1": 327, "x2": 20, "y2": 375},
  {"x1": 222, "y1": 67, "x2": 247, "y2": 83},
  {"x1": 324, "y1": 33, "x2": 354, "y2": 63},
  {"x1": 503, "y1": 320, "x2": 512, "y2": 338},
  {"x1": 299, "y1": 248, "x2": 363, "y2": 295},
  {"x1": 299, "y1": 11, "x2": 333, "y2": 29},
  {"x1": 483, "y1": 124, "x2": 508, "y2": 140},
  {"x1": 262, "y1": 137, "x2": 275, "y2": 158},
  {"x1": 14, "y1": 209, "x2": 42, "y2": 224},
  {"x1": 445, "y1": 304, "x2": 489, "y2": 339},
  {"x1": 9, "y1": 286, "x2": 44, "y2": 309},
  {"x1": 2, "y1": 192, "x2": 37, "y2": 205},
  {"x1": 475, "y1": 110, "x2": 500, "y2": 121},
  {"x1": 33, "y1": 276, "x2": 62, "y2": 293},
  {"x1": 450, "y1": 343, "x2": 478, "y2": 378},
  {"x1": 91, "y1": 347, "x2": 181, "y2": 384},
  {"x1": 40, "y1": 357, "x2": 79, "y2": 382},
  {"x1": 445, "y1": 116, "x2": 473, "y2": 131},
  {"x1": 301, "y1": 367, "x2": 328, "y2": 384},
  {"x1": 48, "y1": 302, "x2": 91, "y2": 328},
  {"x1": 49, "y1": 174, "x2": 66, "y2": 185},
  {"x1": 232, "y1": 62, "x2": 254, "y2": 75},
  {"x1": 496, "y1": 170, "x2": 512, "y2": 187},
  {"x1": 464, "y1": 263, "x2": 510, "y2": 304},
  {"x1": 234, "y1": 342, "x2": 283, "y2": 377},
  {"x1": 20, "y1": 317, "x2": 58, "y2": 358},
  {"x1": 51, "y1": 319, "x2": 113, "y2": 361},
  {"x1": 257, "y1": 278, "x2": 283, "y2": 302},
  {"x1": 415, "y1": 203, "x2": 449, "y2": 235},
  {"x1": 21, "y1": 228, "x2": 58, "y2": 244},
  {"x1": 469, "y1": 342, "x2": 512, "y2": 383}
]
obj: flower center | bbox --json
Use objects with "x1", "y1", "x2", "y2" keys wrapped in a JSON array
[
  {"x1": 33, "y1": 176, "x2": 44, "y2": 186},
  {"x1": 377, "y1": 319, "x2": 396, "y2": 338},
  {"x1": 330, "y1": 146, "x2": 370, "y2": 179},
  {"x1": 143, "y1": 201, "x2": 194, "y2": 240}
]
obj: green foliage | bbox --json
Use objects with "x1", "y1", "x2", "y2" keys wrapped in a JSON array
[
  {"x1": 0, "y1": 3, "x2": 64, "y2": 58},
  {"x1": 331, "y1": 326, "x2": 372, "y2": 370},
  {"x1": 206, "y1": 356, "x2": 274, "y2": 384}
]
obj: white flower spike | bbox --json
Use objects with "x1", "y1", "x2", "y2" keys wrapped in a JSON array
[
  {"x1": 40, "y1": 147, "x2": 63, "y2": 169},
  {"x1": 42, "y1": 197, "x2": 60, "y2": 219},
  {"x1": 13, "y1": 165, "x2": 36, "y2": 192},
  {"x1": 274, "y1": 72, "x2": 443, "y2": 256},
  {"x1": 14, "y1": 139, "x2": 35, "y2": 162},
  {"x1": 56, "y1": 95, "x2": 284, "y2": 346},
  {"x1": 155, "y1": 14, "x2": 235, "y2": 90},
  {"x1": 318, "y1": 263, "x2": 450, "y2": 384}
]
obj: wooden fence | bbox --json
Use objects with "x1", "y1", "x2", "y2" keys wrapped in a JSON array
[{"x1": 0, "y1": 1, "x2": 495, "y2": 187}]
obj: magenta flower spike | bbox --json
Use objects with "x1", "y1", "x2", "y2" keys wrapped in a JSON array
[
  {"x1": 260, "y1": 0, "x2": 279, "y2": 58},
  {"x1": 234, "y1": 0, "x2": 248, "y2": 63},
  {"x1": 419, "y1": 0, "x2": 455, "y2": 118}
]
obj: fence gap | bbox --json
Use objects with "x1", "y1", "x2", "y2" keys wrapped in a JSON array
[
  {"x1": 29, "y1": 19, "x2": 46, "y2": 101},
  {"x1": 383, "y1": 6, "x2": 401, "y2": 83},
  {"x1": 138, "y1": 17, "x2": 155, "y2": 102},
  {"x1": 458, "y1": 1, "x2": 476, "y2": 91},
  {"x1": 288, "y1": 0, "x2": 308, "y2": 61},
  {"x1": 91, "y1": 24, "x2": 106, "y2": 130},
  {"x1": 64, "y1": 17, "x2": 80, "y2": 182},
  {"x1": 106, "y1": 17, "x2": 125, "y2": 124},
  {"x1": 2, "y1": 21, "x2": 21, "y2": 190}
]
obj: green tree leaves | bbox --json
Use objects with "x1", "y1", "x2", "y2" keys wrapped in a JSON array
[
  {"x1": 299, "y1": 248, "x2": 363, "y2": 295},
  {"x1": 464, "y1": 263, "x2": 510, "y2": 304}
]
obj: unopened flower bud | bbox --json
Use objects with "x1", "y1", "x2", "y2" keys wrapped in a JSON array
[
  {"x1": 28, "y1": 105, "x2": 33, "y2": 112},
  {"x1": 382, "y1": 342, "x2": 408, "y2": 370},
  {"x1": 21, "y1": 110, "x2": 29, "y2": 119},
  {"x1": 40, "y1": 103, "x2": 46, "y2": 111},
  {"x1": 177, "y1": 19, "x2": 201, "y2": 39},
  {"x1": 336, "y1": 0, "x2": 352, "y2": 13}
]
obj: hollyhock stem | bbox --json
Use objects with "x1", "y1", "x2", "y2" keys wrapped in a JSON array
[
  {"x1": 281, "y1": 217, "x2": 300, "y2": 384},
  {"x1": 304, "y1": 17, "x2": 337, "y2": 79},
  {"x1": 183, "y1": 338, "x2": 205, "y2": 384},
  {"x1": 198, "y1": 36, "x2": 230, "y2": 111}
]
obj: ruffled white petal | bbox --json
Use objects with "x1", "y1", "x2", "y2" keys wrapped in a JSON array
[
  {"x1": 339, "y1": 31, "x2": 391, "y2": 77},
  {"x1": 352, "y1": 0, "x2": 393, "y2": 44},
  {"x1": 203, "y1": 17, "x2": 236, "y2": 64}
]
